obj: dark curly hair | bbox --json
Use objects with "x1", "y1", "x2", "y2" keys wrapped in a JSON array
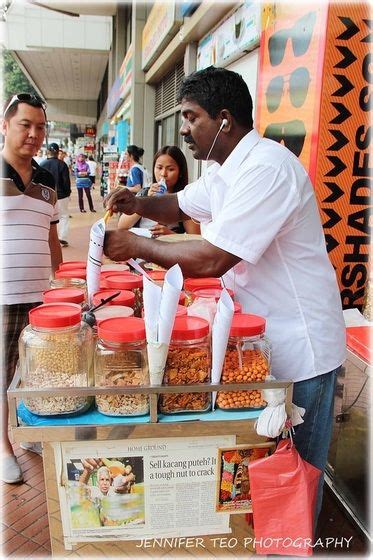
[
  {"x1": 152, "y1": 145, "x2": 188, "y2": 193},
  {"x1": 178, "y1": 66, "x2": 253, "y2": 129}
]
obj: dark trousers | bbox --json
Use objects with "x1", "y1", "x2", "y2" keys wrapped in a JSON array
[{"x1": 78, "y1": 187, "x2": 94, "y2": 211}]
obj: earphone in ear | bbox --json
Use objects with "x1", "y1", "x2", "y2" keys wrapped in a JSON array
[{"x1": 220, "y1": 118, "x2": 228, "y2": 130}]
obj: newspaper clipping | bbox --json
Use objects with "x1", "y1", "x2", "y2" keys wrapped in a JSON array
[{"x1": 58, "y1": 435, "x2": 235, "y2": 541}]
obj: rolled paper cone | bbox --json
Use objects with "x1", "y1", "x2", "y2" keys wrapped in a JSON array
[{"x1": 147, "y1": 341, "x2": 169, "y2": 386}]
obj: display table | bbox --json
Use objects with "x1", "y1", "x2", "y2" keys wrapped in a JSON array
[{"x1": 8, "y1": 376, "x2": 293, "y2": 557}]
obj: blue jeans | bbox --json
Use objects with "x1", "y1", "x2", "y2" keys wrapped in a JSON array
[{"x1": 292, "y1": 367, "x2": 340, "y2": 524}]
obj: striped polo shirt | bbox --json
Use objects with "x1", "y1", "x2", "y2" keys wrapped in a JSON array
[{"x1": 0, "y1": 157, "x2": 59, "y2": 304}]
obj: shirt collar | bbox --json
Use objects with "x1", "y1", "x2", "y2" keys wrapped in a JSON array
[
  {"x1": 215, "y1": 128, "x2": 261, "y2": 187},
  {"x1": 1, "y1": 155, "x2": 42, "y2": 191}
]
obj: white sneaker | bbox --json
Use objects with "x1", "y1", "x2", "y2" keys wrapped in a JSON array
[
  {"x1": 20, "y1": 442, "x2": 43, "y2": 456},
  {"x1": 2, "y1": 454, "x2": 23, "y2": 484}
]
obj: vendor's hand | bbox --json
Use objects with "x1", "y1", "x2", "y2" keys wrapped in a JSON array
[
  {"x1": 150, "y1": 223, "x2": 174, "y2": 238},
  {"x1": 104, "y1": 187, "x2": 137, "y2": 215},
  {"x1": 104, "y1": 229, "x2": 138, "y2": 262},
  {"x1": 81, "y1": 458, "x2": 103, "y2": 472}
]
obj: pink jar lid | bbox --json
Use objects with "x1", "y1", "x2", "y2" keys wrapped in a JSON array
[
  {"x1": 230, "y1": 314, "x2": 266, "y2": 337},
  {"x1": 105, "y1": 272, "x2": 143, "y2": 290},
  {"x1": 192, "y1": 287, "x2": 234, "y2": 301},
  {"x1": 171, "y1": 316, "x2": 209, "y2": 341},
  {"x1": 58, "y1": 261, "x2": 87, "y2": 271},
  {"x1": 55, "y1": 269, "x2": 87, "y2": 280},
  {"x1": 184, "y1": 277, "x2": 221, "y2": 292}
]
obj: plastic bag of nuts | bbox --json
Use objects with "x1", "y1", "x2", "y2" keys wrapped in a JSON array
[
  {"x1": 159, "y1": 316, "x2": 211, "y2": 413},
  {"x1": 19, "y1": 303, "x2": 93, "y2": 416},
  {"x1": 216, "y1": 314, "x2": 270, "y2": 410},
  {"x1": 94, "y1": 317, "x2": 149, "y2": 416}
]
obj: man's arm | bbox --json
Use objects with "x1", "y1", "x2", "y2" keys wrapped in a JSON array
[
  {"x1": 104, "y1": 230, "x2": 240, "y2": 277},
  {"x1": 105, "y1": 188, "x2": 190, "y2": 226},
  {"x1": 49, "y1": 223, "x2": 62, "y2": 273},
  {"x1": 62, "y1": 162, "x2": 71, "y2": 195}
]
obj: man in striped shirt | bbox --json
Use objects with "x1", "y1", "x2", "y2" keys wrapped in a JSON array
[{"x1": 0, "y1": 94, "x2": 62, "y2": 483}]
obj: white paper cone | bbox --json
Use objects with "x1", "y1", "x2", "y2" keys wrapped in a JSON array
[
  {"x1": 87, "y1": 218, "x2": 105, "y2": 304},
  {"x1": 143, "y1": 276, "x2": 162, "y2": 342},
  {"x1": 147, "y1": 341, "x2": 169, "y2": 386},
  {"x1": 211, "y1": 289, "x2": 234, "y2": 410},
  {"x1": 158, "y1": 265, "x2": 183, "y2": 345}
]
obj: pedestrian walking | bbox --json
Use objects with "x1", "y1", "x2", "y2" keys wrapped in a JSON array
[
  {"x1": 74, "y1": 153, "x2": 96, "y2": 213},
  {"x1": 40, "y1": 142, "x2": 71, "y2": 247}
]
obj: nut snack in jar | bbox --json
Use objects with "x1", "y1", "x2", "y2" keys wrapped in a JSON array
[
  {"x1": 105, "y1": 273, "x2": 143, "y2": 317},
  {"x1": 95, "y1": 317, "x2": 149, "y2": 416},
  {"x1": 216, "y1": 314, "x2": 269, "y2": 410},
  {"x1": 159, "y1": 316, "x2": 211, "y2": 413},
  {"x1": 19, "y1": 303, "x2": 93, "y2": 415}
]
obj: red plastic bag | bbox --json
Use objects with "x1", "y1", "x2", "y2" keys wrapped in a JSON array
[{"x1": 248, "y1": 439, "x2": 321, "y2": 556}]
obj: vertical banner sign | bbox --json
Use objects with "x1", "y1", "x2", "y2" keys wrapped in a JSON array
[
  {"x1": 256, "y1": 3, "x2": 329, "y2": 181},
  {"x1": 314, "y1": 2, "x2": 371, "y2": 309}
]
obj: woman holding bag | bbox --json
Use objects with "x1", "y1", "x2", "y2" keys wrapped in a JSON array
[{"x1": 74, "y1": 153, "x2": 96, "y2": 213}]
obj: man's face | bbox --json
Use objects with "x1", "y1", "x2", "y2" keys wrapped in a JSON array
[
  {"x1": 1, "y1": 103, "x2": 46, "y2": 159},
  {"x1": 180, "y1": 98, "x2": 218, "y2": 160},
  {"x1": 98, "y1": 471, "x2": 111, "y2": 494}
]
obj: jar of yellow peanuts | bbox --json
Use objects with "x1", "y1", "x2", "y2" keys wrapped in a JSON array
[
  {"x1": 19, "y1": 303, "x2": 94, "y2": 415},
  {"x1": 216, "y1": 314, "x2": 270, "y2": 410}
]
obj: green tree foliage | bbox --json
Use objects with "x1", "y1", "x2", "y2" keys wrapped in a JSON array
[{"x1": 2, "y1": 50, "x2": 38, "y2": 100}]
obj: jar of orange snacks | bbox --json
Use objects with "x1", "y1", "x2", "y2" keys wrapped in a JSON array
[
  {"x1": 159, "y1": 316, "x2": 211, "y2": 413},
  {"x1": 216, "y1": 314, "x2": 270, "y2": 410}
]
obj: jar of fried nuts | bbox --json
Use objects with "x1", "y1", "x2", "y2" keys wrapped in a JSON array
[
  {"x1": 94, "y1": 317, "x2": 149, "y2": 416},
  {"x1": 216, "y1": 314, "x2": 270, "y2": 410},
  {"x1": 105, "y1": 273, "x2": 143, "y2": 317},
  {"x1": 159, "y1": 316, "x2": 211, "y2": 414},
  {"x1": 19, "y1": 303, "x2": 93, "y2": 416}
]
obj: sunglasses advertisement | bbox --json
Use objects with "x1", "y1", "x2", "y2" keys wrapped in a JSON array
[
  {"x1": 257, "y1": 2, "x2": 370, "y2": 309},
  {"x1": 256, "y1": 5, "x2": 328, "y2": 180}
]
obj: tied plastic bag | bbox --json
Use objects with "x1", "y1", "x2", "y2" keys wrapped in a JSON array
[{"x1": 248, "y1": 439, "x2": 321, "y2": 557}]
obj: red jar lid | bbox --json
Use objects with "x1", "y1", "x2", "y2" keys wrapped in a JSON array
[
  {"x1": 29, "y1": 303, "x2": 81, "y2": 328},
  {"x1": 192, "y1": 287, "x2": 234, "y2": 301},
  {"x1": 98, "y1": 317, "x2": 146, "y2": 342},
  {"x1": 58, "y1": 261, "x2": 87, "y2": 271},
  {"x1": 43, "y1": 288, "x2": 85, "y2": 305},
  {"x1": 105, "y1": 272, "x2": 143, "y2": 290},
  {"x1": 100, "y1": 270, "x2": 133, "y2": 279},
  {"x1": 230, "y1": 313, "x2": 266, "y2": 337},
  {"x1": 55, "y1": 268, "x2": 87, "y2": 280},
  {"x1": 92, "y1": 289, "x2": 135, "y2": 307},
  {"x1": 95, "y1": 306, "x2": 134, "y2": 324},
  {"x1": 179, "y1": 292, "x2": 186, "y2": 305},
  {"x1": 148, "y1": 270, "x2": 166, "y2": 282},
  {"x1": 234, "y1": 301, "x2": 242, "y2": 314},
  {"x1": 175, "y1": 305, "x2": 188, "y2": 317},
  {"x1": 184, "y1": 277, "x2": 221, "y2": 292},
  {"x1": 101, "y1": 263, "x2": 130, "y2": 273},
  {"x1": 171, "y1": 316, "x2": 209, "y2": 341}
]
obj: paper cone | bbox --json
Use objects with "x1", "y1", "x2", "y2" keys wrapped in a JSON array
[
  {"x1": 87, "y1": 218, "x2": 105, "y2": 304},
  {"x1": 147, "y1": 341, "x2": 169, "y2": 386},
  {"x1": 211, "y1": 289, "x2": 234, "y2": 409}
]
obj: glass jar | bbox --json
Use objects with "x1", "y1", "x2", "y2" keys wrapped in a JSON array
[
  {"x1": 92, "y1": 288, "x2": 135, "y2": 309},
  {"x1": 43, "y1": 287, "x2": 86, "y2": 307},
  {"x1": 148, "y1": 270, "x2": 166, "y2": 287},
  {"x1": 105, "y1": 273, "x2": 143, "y2": 317},
  {"x1": 55, "y1": 268, "x2": 87, "y2": 280},
  {"x1": 192, "y1": 287, "x2": 234, "y2": 303},
  {"x1": 19, "y1": 303, "x2": 93, "y2": 416},
  {"x1": 101, "y1": 263, "x2": 130, "y2": 273},
  {"x1": 95, "y1": 317, "x2": 149, "y2": 416},
  {"x1": 100, "y1": 493, "x2": 145, "y2": 526},
  {"x1": 183, "y1": 277, "x2": 221, "y2": 305},
  {"x1": 216, "y1": 314, "x2": 270, "y2": 410},
  {"x1": 50, "y1": 277, "x2": 87, "y2": 293},
  {"x1": 95, "y1": 306, "x2": 134, "y2": 323},
  {"x1": 159, "y1": 316, "x2": 211, "y2": 414},
  {"x1": 68, "y1": 483, "x2": 101, "y2": 529}
]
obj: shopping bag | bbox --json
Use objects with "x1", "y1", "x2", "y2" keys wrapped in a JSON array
[{"x1": 248, "y1": 439, "x2": 321, "y2": 556}]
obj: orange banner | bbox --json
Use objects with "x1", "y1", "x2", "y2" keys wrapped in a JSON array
[
  {"x1": 257, "y1": 3, "x2": 329, "y2": 182},
  {"x1": 315, "y1": 2, "x2": 371, "y2": 308}
]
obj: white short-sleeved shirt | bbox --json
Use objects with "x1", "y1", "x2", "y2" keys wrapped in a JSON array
[{"x1": 178, "y1": 129, "x2": 346, "y2": 382}]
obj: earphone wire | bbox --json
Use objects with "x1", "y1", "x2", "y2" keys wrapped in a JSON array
[{"x1": 205, "y1": 122, "x2": 225, "y2": 162}]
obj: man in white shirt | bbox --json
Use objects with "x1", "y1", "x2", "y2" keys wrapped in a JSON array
[{"x1": 104, "y1": 67, "x2": 346, "y2": 523}]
